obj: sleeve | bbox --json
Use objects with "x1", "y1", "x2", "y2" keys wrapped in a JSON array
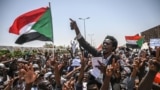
[
  {"x1": 77, "y1": 34, "x2": 100, "y2": 57},
  {"x1": 127, "y1": 77, "x2": 136, "y2": 90}
]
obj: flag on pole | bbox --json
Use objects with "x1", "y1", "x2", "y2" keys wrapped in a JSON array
[
  {"x1": 125, "y1": 34, "x2": 141, "y2": 44},
  {"x1": 125, "y1": 34, "x2": 144, "y2": 48},
  {"x1": 136, "y1": 37, "x2": 144, "y2": 48},
  {"x1": 9, "y1": 7, "x2": 53, "y2": 44}
]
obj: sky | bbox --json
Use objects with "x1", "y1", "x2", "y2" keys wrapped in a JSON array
[{"x1": 0, "y1": 0, "x2": 160, "y2": 47}]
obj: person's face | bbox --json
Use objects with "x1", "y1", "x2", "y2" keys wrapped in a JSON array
[
  {"x1": 102, "y1": 39, "x2": 114, "y2": 54},
  {"x1": 134, "y1": 79, "x2": 139, "y2": 90},
  {"x1": 140, "y1": 51, "x2": 146, "y2": 58},
  {"x1": 83, "y1": 73, "x2": 89, "y2": 82},
  {"x1": 45, "y1": 83, "x2": 53, "y2": 90},
  {"x1": 38, "y1": 82, "x2": 53, "y2": 90},
  {"x1": 49, "y1": 75, "x2": 55, "y2": 81}
]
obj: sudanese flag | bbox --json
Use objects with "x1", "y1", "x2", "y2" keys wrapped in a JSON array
[{"x1": 9, "y1": 7, "x2": 53, "y2": 44}]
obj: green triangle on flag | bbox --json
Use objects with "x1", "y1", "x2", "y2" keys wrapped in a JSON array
[
  {"x1": 136, "y1": 37, "x2": 144, "y2": 48},
  {"x1": 31, "y1": 8, "x2": 53, "y2": 41}
]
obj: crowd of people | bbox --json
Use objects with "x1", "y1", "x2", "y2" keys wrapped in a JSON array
[{"x1": 0, "y1": 19, "x2": 160, "y2": 90}]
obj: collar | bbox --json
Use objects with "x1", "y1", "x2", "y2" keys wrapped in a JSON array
[
  {"x1": 106, "y1": 54, "x2": 112, "y2": 60},
  {"x1": 104, "y1": 54, "x2": 112, "y2": 60}
]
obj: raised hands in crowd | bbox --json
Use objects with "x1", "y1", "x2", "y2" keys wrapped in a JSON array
[
  {"x1": 0, "y1": 19, "x2": 160, "y2": 90},
  {"x1": 138, "y1": 47, "x2": 160, "y2": 90}
]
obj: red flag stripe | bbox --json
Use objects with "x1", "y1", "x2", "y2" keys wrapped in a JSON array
[
  {"x1": 125, "y1": 34, "x2": 141, "y2": 40},
  {"x1": 9, "y1": 7, "x2": 48, "y2": 35}
]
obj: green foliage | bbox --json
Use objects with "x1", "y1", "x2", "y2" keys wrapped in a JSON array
[
  {"x1": 0, "y1": 49, "x2": 10, "y2": 56},
  {"x1": 12, "y1": 50, "x2": 23, "y2": 58},
  {"x1": 43, "y1": 43, "x2": 54, "y2": 48}
]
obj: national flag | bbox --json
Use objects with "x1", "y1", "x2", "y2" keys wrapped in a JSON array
[
  {"x1": 136, "y1": 37, "x2": 144, "y2": 48},
  {"x1": 9, "y1": 7, "x2": 53, "y2": 44},
  {"x1": 125, "y1": 34, "x2": 141, "y2": 45},
  {"x1": 154, "y1": 72, "x2": 160, "y2": 84},
  {"x1": 97, "y1": 44, "x2": 102, "y2": 51},
  {"x1": 125, "y1": 34, "x2": 144, "y2": 48}
]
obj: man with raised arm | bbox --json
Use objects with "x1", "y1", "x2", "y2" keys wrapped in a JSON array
[{"x1": 69, "y1": 18, "x2": 121, "y2": 90}]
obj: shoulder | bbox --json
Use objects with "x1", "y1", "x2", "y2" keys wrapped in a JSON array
[{"x1": 107, "y1": 54, "x2": 119, "y2": 64}]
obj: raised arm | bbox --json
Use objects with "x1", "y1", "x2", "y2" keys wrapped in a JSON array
[
  {"x1": 138, "y1": 47, "x2": 160, "y2": 90},
  {"x1": 100, "y1": 65, "x2": 113, "y2": 90},
  {"x1": 77, "y1": 53, "x2": 85, "y2": 84},
  {"x1": 70, "y1": 18, "x2": 99, "y2": 56},
  {"x1": 51, "y1": 55, "x2": 62, "y2": 90},
  {"x1": 20, "y1": 63, "x2": 38, "y2": 90},
  {"x1": 70, "y1": 18, "x2": 81, "y2": 36},
  {"x1": 127, "y1": 58, "x2": 140, "y2": 90},
  {"x1": 65, "y1": 66, "x2": 81, "y2": 79}
]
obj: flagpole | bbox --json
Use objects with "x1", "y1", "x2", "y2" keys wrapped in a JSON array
[
  {"x1": 48, "y1": 2, "x2": 54, "y2": 43},
  {"x1": 48, "y1": 2, "x2": 55, "y2": 57}
]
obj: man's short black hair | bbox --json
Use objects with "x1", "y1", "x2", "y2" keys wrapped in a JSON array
[
  {"x1": 104, "y1": 35, "x2": 118, "y2": 51},
  {"x1": 87, "y1": 73, "x2": 102, "y2": 89},
  {"x1": 87, "y1": 80, "x2": 101, "y2": 89}
]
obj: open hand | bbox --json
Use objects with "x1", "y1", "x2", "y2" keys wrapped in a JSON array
[
  {"x1": 19, "y1": 63, "x2": 38, "y2": 84},
  {"x1": 106, "y1": 65, "x2": 113, "y2": 77},
  {"x1": 96, "y1": 60, "x2": 106, "y2": 74}
]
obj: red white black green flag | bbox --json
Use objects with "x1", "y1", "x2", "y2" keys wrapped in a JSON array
[{"x1": 9, "y1": 7, "x2": 53, "y2": 44}]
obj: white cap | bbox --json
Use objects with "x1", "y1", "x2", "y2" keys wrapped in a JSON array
[{"x1": 44, "y1": 72, "x2": 52, "y2": 78}]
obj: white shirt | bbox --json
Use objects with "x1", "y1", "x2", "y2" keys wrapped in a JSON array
[{"x1": 102, "y1": 54, "x2": 112, "y2": 66}]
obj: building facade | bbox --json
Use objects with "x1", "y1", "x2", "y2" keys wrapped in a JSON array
[{"x1": 141, "y1": 25, "x2": 160, "y2": 42}]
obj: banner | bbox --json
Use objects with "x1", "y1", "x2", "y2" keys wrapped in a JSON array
[{"x1": 150, "y1": 38, "x2": 160, "y2": 47}]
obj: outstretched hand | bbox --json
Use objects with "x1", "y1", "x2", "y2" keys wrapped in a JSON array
[
  {"x1": 106, "y1": 65, "x2": 113, "y2": 78},
  {"x1": 69, "y1": 18, "x2": 81, "y2": 36},
  {"x1": 19, "y1": 63, "x2": 38, "y2": 84}
]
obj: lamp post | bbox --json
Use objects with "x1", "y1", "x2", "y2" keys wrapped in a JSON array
[
  {"x1": 79, "y1": 17, "x2": 90, "y2": 40},
  {"x1": 88, "y1": 34, "x2": 94, "y2": 45}
]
